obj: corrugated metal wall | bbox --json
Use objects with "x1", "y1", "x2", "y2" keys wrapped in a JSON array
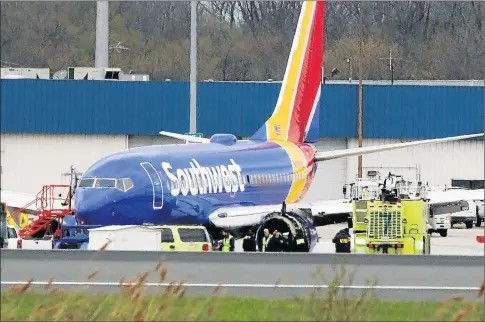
[
  {"x1": 1, "y1": 80, "x2": 483, "y2": 138},
  {"x1": 363, "y1": 85, "x2": 484, "y2": 139},
  {"x1": 1, "y1": 80, "x2": 189, "y2": 135}
]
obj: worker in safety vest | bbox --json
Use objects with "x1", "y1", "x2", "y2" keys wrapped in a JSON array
[
  {"x1": 266, "y1": 230, "x2": 284, "y2": 252},
  {"x1": 281, "y1": 232, "x2": 290, "y2": 251},
  {"x1": 260, "y1": 228, "x2": 272, "y2": 252},
  {"x1": 220, "y1": 230, "x2": 234, "y2": 252},
  {"x1": 332, "y1": 228, "x2": 351, "y2": 253},
  {"x1": 242, "y1": 229, "x2": 257, "y2": 252}
]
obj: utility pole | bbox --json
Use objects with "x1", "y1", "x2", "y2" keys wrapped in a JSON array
[
  {"x1": 95, "y1": 1, "x2": 109, "y2": 68},
  {"x1": 189, "y1": 1, "x2": 197, "y2": 134},
  {"x1": 379, "y1": 48, "x2": 401, "y2": 85},
  {"x1": 357, "y1": 23, "x2": 363, "y2": 179}
]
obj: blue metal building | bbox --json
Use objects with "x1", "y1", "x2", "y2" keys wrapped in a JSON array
[{"x1": 1, "y1": 80, "x2": 483, "y2": 139}]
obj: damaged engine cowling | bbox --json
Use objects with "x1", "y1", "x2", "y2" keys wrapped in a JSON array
[{"x1": 255, "y1": 210, "x2": 318, "y2": 252}]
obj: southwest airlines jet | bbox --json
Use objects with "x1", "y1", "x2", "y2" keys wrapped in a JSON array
[{"x1": 3, "y1": 1, "x2": 483, "y2": 252}]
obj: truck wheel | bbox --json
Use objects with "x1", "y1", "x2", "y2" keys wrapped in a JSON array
[
  {"x1": 438, "y1": 229, "x2": 447, "y2": 237},
  {"x1": 466, "y1": 222, "x2": 473, "y2": 229},
  {"x1": 475, "y1": 216, "x2": 482, "y2": 227}
]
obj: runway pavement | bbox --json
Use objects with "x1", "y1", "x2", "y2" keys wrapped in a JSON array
[{"x1": 1, "y1": 249, "x2": 483, "y2": 301}]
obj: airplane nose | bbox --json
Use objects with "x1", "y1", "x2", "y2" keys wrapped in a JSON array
[{"x1": 74, "y1": 189, "x2": 111, "y2": 225}]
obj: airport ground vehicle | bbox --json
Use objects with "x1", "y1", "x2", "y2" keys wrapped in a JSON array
[
  {"x1": 5, "y1": 225, "x2": 22, "y2": 249},
  {"x1": 147, "y1": 225, "x2": 214, "y2": 252},
  {"x1": 1, "y1": 202, "x2": 22, "y2": 249},
  {"x1": 345, "y1": 174, "x2": 451, "y2": 238},
  {"x1": 22, "y1": 235, "x2": 55, "y2": 249},
  {"x1": 450, "y1": 200, "x2": 477, "y2": 229},
  {"x1": 427, "y1": 207, "x2": 451, "y2": 237},
  {"x1": 87, "y1": 224, "x2": 213, "y2": 252},
  {"x1": 349, "y1": 177, "x2": 431, "y2": 255},
  {"x1": 54, "y1": 224, "x2": 101, "y2": 249}
]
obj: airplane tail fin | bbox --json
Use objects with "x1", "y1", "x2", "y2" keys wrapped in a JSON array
[{"x1": 250, "y1": 1, "x2": 324, "y2": 144}]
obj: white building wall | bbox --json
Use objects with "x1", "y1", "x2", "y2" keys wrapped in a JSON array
[
  {"x1": 346, "y1": 138, "x2": 484, "y2": 187},
  {"x1": 1, "y1": 133, "x2": 127, "y2": 194},
  {"x1": 302, "y1": 138, "x2": 348, "y2": 202}
]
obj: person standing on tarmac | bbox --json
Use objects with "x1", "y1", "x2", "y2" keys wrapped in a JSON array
[
  {"x1": 332, "y1": 228, "x2": 351, "y2": 253},
  {"x1": 281, "y1": 232, "x2": 290, "y2": 252},
  {"x1": 242, "y1": 229, "x2": 257, "y2": 252},
  {"x1": 261, "y1": 228, "x2": 272, "y2": 252},
  {"x1": 267, "y1": 230, "x2": 284, "y2": 252},
  {"x1": 220, "y1": 230, "x2": 235, "y2": 252}
]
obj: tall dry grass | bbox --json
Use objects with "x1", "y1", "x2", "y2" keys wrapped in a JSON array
[{"x1": 2, "y1": 255, "x2": 484, "y2": 322}]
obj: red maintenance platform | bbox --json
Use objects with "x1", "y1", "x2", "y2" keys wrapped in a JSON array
[{"x1": 10, "y1": 185, "x2": 74, "y2": 239}]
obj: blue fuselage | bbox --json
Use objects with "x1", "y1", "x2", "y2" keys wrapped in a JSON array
[{"x1": 75, "y1": 139, "x2": 316, "y2": 227}]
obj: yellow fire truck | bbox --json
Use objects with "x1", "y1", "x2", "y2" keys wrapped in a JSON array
[{"x1": 349, "y1": 175, "x2": 431, "y2": 255}]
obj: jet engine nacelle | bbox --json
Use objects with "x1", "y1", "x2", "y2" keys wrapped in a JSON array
[{"x1": 255, "y1": 211, "x2": 318, "y2": 252}]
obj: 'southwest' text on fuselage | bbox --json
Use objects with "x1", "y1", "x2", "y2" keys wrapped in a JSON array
[{"x1": 160, "y1": 158, "x2": 244, "y2": 197}]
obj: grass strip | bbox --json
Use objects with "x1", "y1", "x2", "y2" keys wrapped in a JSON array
[{"x1": 2, "y1": 289, "x2": 483, "y2": 321}]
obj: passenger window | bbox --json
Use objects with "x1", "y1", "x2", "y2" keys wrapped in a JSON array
[
  {"x1": 178, "y1": 228, "x2": 208, "y2": 243},
  {"x1": 246, "y1": 175, "x2": 250, "y2": 184},
  {"x1": 160, "y1": 228, "x2": 174, "y2": 243},
  {"x1": 78, "y1": 178, "x2": 95, "y2": 188},
  {"x1": 95, "y1": 179, "x2": 116, "y2": 188}
]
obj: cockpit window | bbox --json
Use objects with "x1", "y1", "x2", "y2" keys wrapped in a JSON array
[
  {"x1": 95, "y1": 179, "x2": 116, "y2": 188},
  {"x1": 122, "y1": 178, "x2": 134, "y2": 191},
  {"x1": 78, "y1": 178, "x2": 95, "y2": 188},
  {"x1": 78, "y1": 177, "x2": 134, "y2": 192},
  {"x1": 116, "y1": 179, "x2": 124, "y2": 191}
]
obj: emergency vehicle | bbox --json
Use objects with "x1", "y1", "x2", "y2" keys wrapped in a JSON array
[
  {"x1": 345, "y1": 173, "x2": 451, "y2": 238},
  {"x1": 348, "y1": 174, "x2": 431, "y2": 254}
]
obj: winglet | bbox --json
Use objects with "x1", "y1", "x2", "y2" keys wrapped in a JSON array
[{"x1": 159, "y1": 131, "x2": 211, "y2": 143}]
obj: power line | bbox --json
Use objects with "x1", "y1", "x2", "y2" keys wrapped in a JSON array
[{"x1": 378, "y1": 48, "x2": 402, "y2": 85}]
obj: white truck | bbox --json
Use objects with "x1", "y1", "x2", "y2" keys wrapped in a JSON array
[
  {"x1": 427, "y1": 206, "x2": 451, "y2": 237},
  {"x1": 450, "y1": 200, "x2": 478, "y2": 229},
  {"x1": 6, "y1": 225, "x2": 22, "y2": 249},
  {"x1": 21, "y1": 235, "x2": 55, "y2": 249},
  {"x1": 87, "y1": 225, "x2": 162, "y2": 251}
]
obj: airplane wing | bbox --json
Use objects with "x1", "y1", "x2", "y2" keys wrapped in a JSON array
[
  {"x1": 159, "y1": 131, "x2": 211, "y2": 143},
  {"x1": 208, "y1": 188, "x2": 484, "y2": 229},
  {"x1": 427, "y1": 189, "x2": 484, "y2": 205},
  {"x1": 314, "y1": 133, "x2": 483, "y2": 162},
  {"x1": 159, "y1": 131, "x2": 483, "y2": 158},
  {"x1": 208, "y1": 199, "x2": 352, "y2": 229}
]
